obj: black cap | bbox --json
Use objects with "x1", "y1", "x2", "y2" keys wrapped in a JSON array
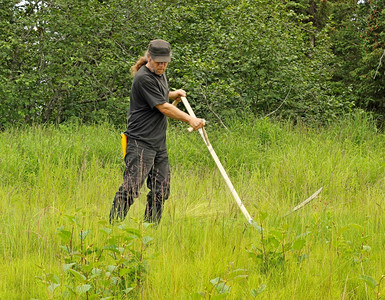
[{"x1": 148, "y1": 39, "x2": 171, "y2": 62}]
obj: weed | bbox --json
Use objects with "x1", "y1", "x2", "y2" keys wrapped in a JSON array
[
  {"x1": 36, "y1": 212, "x2": 153, "y2": 299},
  {"x1": 247, "y1": 211, "x2": 310, "y2": 274}
]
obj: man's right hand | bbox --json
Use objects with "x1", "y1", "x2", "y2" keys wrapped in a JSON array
[{"x1": 188, "y1": 117, "x2": 206, "y2": 131}]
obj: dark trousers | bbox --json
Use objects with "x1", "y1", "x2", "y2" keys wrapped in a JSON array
[{"x1": 109, "y1": 139, "x2": 170, "y2": 224}]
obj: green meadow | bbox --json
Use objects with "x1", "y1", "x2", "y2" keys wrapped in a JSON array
[{"x1": 1, "y1": 113, "x2": 385, "y2": 299}]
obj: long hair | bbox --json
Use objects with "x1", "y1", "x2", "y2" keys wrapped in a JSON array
[{"x1": 131, "y1": 51, "x2": 149, "y2": 77}]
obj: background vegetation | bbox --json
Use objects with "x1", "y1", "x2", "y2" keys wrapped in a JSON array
[
  {"x1": 1, "y1": 0, "x2": 384, "y2": 129},
  {"x1": 1, "y1": 1, "x2": 385, "y2": 298}
]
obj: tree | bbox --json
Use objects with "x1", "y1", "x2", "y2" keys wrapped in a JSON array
[
  {"x1": 354, "y1": 0, "x2": 385, "y2": 115},
  {"x1": 0, "y1": 0, "x2": 356, "y2": 128},
  {"x1": 0, "y1": 0, "x2": 37, "y2": 128},
  {"x1": 165, "y1": 0, "x2": 348, "y2": 122}
]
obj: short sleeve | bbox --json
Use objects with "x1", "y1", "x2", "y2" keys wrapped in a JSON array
[{"x1": 138, "y1": 76, "x2": 167, "y2": 109}]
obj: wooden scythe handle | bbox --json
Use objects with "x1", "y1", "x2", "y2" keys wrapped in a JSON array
[{"x1": 176, "y1": 96, "x2": 254, "y2": 224}]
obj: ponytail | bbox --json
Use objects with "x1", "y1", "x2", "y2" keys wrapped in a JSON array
[{"x1": 131, "y1": 51, "x2": 149, "y2": 77}]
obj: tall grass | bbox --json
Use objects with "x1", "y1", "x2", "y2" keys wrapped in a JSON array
[{"x1": 1, "y1": 113, "x2": 384, "y2": 299}]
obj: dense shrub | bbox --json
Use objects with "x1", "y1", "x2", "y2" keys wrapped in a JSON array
[{"x1": 0, "y1": 0, "x2": 381, "y2": 128}]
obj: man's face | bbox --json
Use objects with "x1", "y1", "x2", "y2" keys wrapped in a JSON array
[{"x1": 147, "y1": 57, "x2": 169, "y2": 75}]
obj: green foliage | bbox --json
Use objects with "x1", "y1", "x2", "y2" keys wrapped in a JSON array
[
  {"x1": 193, "y1": 265, "x2": 251, "y2": 299},
  {"x1": 37, "y1": 211, "x2": 153, "y2": 298},
  {"x1": 0, "y1": 0, "x2": 360, "y2": 129},
  {"x1": 0, "y1": 0, "x2": 135, "y2": 128},
  {"x1": 167, "y1": 0, "x2": 347, "y2": 123},
  {"x1": 359, "y1": 274, "x2": 385, "y2": 299},
  {"x1": 354, "y1": 0, "x2": 385, "y2": 117},
  {"x1": 247, "y1": 211, "x2": 310, "y2": 273}
]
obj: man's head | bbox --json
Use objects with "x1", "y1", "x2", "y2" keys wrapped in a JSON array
[{"x1": 146, "y1": 39, "x2": 171, "y2": 75}]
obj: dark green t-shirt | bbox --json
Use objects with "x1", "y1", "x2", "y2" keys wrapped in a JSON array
[{"x1": 125, "y1": 65, "x2": 169, "y2": 150}]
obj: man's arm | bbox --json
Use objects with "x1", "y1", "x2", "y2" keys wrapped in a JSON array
[{"x1": 156, "y1": 102, "x2": 205, "y2": 131}]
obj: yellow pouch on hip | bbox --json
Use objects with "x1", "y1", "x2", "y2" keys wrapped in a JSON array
[{"x1": 121, "y1": 133, "x2": 127, "y2": 158}]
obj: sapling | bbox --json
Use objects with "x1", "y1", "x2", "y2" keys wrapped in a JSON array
[{"x1": 37, "y1": 212, "x2": 153, "y2": 298}]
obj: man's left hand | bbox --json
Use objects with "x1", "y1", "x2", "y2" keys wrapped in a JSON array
[{"x1": 169, "y1": 89, "x2": 186, "y2": 101}]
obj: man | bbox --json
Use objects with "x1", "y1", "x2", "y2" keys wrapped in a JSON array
[{"x1": 109, "y1": 39, "x2": 205, "y2": 224}]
